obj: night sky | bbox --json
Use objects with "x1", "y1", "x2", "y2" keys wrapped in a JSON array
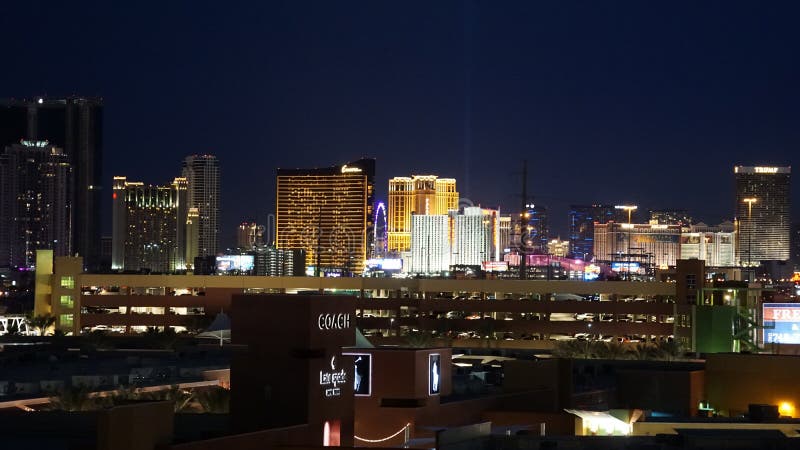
[{"x1": 4, "y1": 1, "x2": 799, "y2": 246}]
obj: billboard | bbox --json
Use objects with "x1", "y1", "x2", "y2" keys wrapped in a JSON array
[
  {"x1": 343, "y1": 352, "x2": 372, "y2": 396},
  {"x1": 611, "y1": 262, "x2": 641, "y2": 273},
  {"x1": 763, "y1": 303, "x2": 800, "y2": 344},
  {"x1": 365, "y1": 258, "x2": 402, "y2": 271},
  {"x1": 429, "y1": 353, "x2": 441, "y2": 395},
  {"x1": 216, "y1": 255, "x2": 254, "y2": 273},
  {"x1": 481, "y1": 261, "x2": 508, "y2": 272},
  {"x1": 584, "y1": 263, "x2": 601, "y2": 281}
]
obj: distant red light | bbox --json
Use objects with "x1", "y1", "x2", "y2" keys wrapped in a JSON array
[{"x1": 112, "y1": 192, "x2": 117, "y2": 199}]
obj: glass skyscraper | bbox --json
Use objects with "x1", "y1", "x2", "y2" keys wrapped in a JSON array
[
  {"x1": 0, "y1": 140, "x2": 72, "y2": 268},
  {"x1": 182, "y1": 155, "x2": 221, "y2": 258},
  {"x1": 568, "y1": 204, "x2": 614, "y2": 260},
  {"x1": 0, "y1": 97, "x2": 103, "y2": 269},
  {"x1": 734, "y1": 166, "x2": 791, "y2": 265}
]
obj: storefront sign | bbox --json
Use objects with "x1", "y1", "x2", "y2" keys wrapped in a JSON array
[
  {"x1": 318, "y1": 313, "x2": 351, "y2": 330},
  {"x1": 319, "y1": 356, "x2": 348, "y2": 398}
]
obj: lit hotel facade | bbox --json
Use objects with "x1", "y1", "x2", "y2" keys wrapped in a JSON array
[
  {"x1": 594, "y1": 222, "x2": 681, "y2": 269},
  {"x1": 734, "y1": 166, "x2": 791, "y2": 265},
  {"x1": 387, "y1": 175, "x2": 457, "y2": 252},
  {"x1": 111, "y1": 176, "x2": 189, "y2": 273},
  {"x1": 275, "y1": 158, "x2": 375, "y2": 275}
]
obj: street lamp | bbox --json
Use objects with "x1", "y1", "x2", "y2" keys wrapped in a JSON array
[
  {"x1": 615, "y1": 205, "x2": 638, "y2": 224},
  {"x1": 743, "y1": 197, "x2": 757, "y2": 267}
]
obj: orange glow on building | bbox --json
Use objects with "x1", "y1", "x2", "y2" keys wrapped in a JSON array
[{"x1": 276, "y1": 159, "x2": 374, "y2": 275}]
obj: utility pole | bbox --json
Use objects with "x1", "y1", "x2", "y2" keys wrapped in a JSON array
[{"x1": 520, "y1": 160, "x2": 529, "y2": 280}]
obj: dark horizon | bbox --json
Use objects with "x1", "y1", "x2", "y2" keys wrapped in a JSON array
[{"x1": 3, "y1": 1, "x2": 799, "y2": 247}]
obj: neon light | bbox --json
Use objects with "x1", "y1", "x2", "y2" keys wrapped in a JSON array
[
  {"x1": 755, "y1": 167, "x2": 779, "y2": 173},
  {"x1": 341, "y1": 164, "x2": 362, "y2": 173},
  {"x1": 373, "y1": 202, "x2": 387, "y2": 256}
]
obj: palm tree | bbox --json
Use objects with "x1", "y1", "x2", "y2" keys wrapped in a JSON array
[
  {"x1": 142, "y1": 327, "x2": 179, "y2": 350},
  {"x1": 194, "y1": 387, "x2": 230, "y2": 413},
  {"x1": 49, "y1": 386, "x2": 98, "y2": 411},
  {"x1": 404, "y1": 330, "x2": 433, "y2": 348},
  {"x1": 628, "y1": 342, "x2": 658, "y2": 360},
  {"x1": 656, "y1": 339, "x2": 684, "y2": 361},
  {"x1": 108, "y1": 385, "x2": 139, "y2": 405},
  {"x1": 27, "y1": 313, "x2": 56, "y2": 336},
  {"x1": 163, "y1": 385, "x2": 195, "y2": 412},
  {"x1": 593, "y1": 340, "x2": 628, "y2": 360},
  {"x1": 553, "y1": 340, "x2": 593, "y2": 359}
]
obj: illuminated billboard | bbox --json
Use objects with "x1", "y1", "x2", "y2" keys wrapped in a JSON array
[
  {"x1": 365, "y1": 258, "x2": 402, "y2": 271},
  {"x1": 481, "y1": 261, "x2": 508, "y2": 272},
  {"x1": 343, "y1": 352, "x2": 371, "y2": 396},
  {"x1": 763, "y1": 303, "x2": 800, "y2": 344},
  {"x1": 215, "y1": 255, "x2": 254, "y2": 273},
  {"x1": 584, "y1": 263, "x2": 601, "y2": 281},
  {"x1": 611, "y1": 262, "x2": 641, "y2": 273},
  {"x1": 429, "y1": 353, "x2": 441, "y2": 395}
]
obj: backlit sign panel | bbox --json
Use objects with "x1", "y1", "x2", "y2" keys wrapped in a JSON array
[
  {"x1": 611, "y1": 262, "x2": 641, "y2": 273},
  {"x1": 215, "y1": 255, "x2": 254, "y2": 272},
  {"x1": 343, "y1": 352, "x2": 371, "y2": 396},
  {"x1": 763, "y1": 303, "x2": 800, "y2": 344},
  {"x1": 365, "y1": 258, "x2": 403, "y2": 271},
  {"x1": 429, "y1": 354, "x2": 441, "y2": 395},
  {"x1": 481, "y1": 261, "x2": 508, "y2": 272},
  {"x1": 319, "y1": 356, "x2": 347, "y2": 398},
  {"x1": 584, "y1": 264, "x2": 600, "y2": 281}
]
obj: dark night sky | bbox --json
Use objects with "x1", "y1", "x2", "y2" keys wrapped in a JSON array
[{"x1": 4, "y1": 1, "x2": 799, "y2": 246}]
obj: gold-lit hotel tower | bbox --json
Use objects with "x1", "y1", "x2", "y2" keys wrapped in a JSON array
[
  {"x1": 388, "y1": 175, "x2": 458, "y2": 252},
  {"x1": 276, "y1": 158, "x2": 375, "y2": 275}
]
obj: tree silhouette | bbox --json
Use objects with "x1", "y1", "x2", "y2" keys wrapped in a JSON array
[{"x1": 27, "y1": 313, "x2": 56, "y2": 336}]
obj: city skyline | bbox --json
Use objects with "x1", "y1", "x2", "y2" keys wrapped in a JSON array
[
  {"x1": 3, "y1": 2, "x2": 799, "y2": 244},
  {"x1": 4, "y1": 3, "x2": 800, "y2": 447}
]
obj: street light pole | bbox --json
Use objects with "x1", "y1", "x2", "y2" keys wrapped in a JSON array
[
  {"x1": 743, "y1": 198, "x2": 757, "y2": 267},
  {"x1": 615, "y1": 205, "x2": 638, "y2": 224}
]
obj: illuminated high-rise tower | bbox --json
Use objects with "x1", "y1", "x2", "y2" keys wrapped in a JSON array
[
  {"x1": 410, "y1": 214, "x2": 450, "y2": 273},
  {"x1": 568, "y1": 204, "x2": 614, "y2": 260},
  {"x1": 387, "y1": 175, "x2": 458, "y2": 252},
  {"x1": 0, "y1": 97, "x2": 103, "y2": 269},
  {"x1": 452, "y1": 207, "x2": 494, "y2": 266},
  {"x1": 182, "y1": 155, "x2": 220, "y2": 257},
  {"x1": 112, "y1": 176, "x2": 189, "y2": 273},
  {"x1": 734, "y1": 166, "x2": 791, "y2": 265},
  {"x1": 237, "y1": 222, "x2": 264, "y2": 249},
  {"x1": 275, "y1": 158, "x2": 375, "y2": 275},
  {"x1": 0, "y1": 140, "x2": 72, "y2": 268}
]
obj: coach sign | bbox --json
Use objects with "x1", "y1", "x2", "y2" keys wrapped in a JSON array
[{"x1": 318, "y1": 313, "x2": 351, "y2": 330}]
